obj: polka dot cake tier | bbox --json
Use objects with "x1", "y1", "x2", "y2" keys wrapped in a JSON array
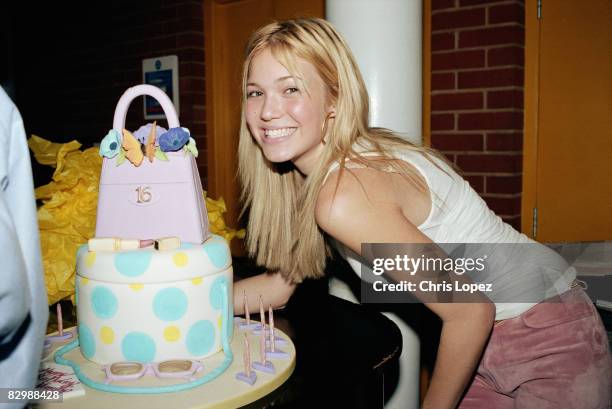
[{"x1": 75, "y1": 235, "x2": 233, "y2": 365}]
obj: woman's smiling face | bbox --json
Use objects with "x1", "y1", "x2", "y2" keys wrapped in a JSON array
[{"x1": 245, "y1": 48, "x2": 334, "y2": 175}]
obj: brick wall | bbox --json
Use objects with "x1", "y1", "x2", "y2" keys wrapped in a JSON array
[
  {"x1": 430, "y1": 0, "x2": 525, "y2": 230},
  {"x1": 10, "y1": 1, "x2": 208, "y2": 186}
]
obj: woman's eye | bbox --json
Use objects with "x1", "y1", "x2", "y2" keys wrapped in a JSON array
[
  {"x1": 285, "y1": 87, "x2": 299, "y2": 95},
  {"x1": 247, "y1": 90, "x2": 262, "y2": 98}
]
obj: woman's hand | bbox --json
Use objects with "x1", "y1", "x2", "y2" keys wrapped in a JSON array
[{"x1": 233, "y1": 271, "x2": 296, "y2": 315}]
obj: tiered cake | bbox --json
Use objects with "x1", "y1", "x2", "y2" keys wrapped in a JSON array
[
  {"x1": 60, "y1": 85, "x2": 234, "y2": 393},
  {"x1": 75, "y1": 235, "x2": 233, "y2": 364}
]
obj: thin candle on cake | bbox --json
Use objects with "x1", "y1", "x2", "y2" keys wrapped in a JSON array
[
  {"x1": 252, "y1": 322, "x2": 275, "y2": 374},
  {"x1": 265, "y1": 304, "x2": 288, "y2": 347},
  {"x1": 235, "y1": 332, "x2": 257, "y2": 385},
  {"x1": 253, "y1": 295, "x2": 269, "y2": 335},
  {"x1": 46, "y1": 302, "x2": 73, "y2": 342},
  {"x1": 265, "y1": 305, "x2": 289, "y2": 359},
  {"x1": 244, "y1": 291, "x2": 250, "y2": 325},
  {"x1": 236, "y1": 290, "x2": 259, "y2": 330}
]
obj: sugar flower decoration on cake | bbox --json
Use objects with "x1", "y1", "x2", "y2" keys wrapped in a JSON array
[
  {"x1": 133, "y1": 123, "x2": 167, "y2": 145},
  {"x1": 159, "y1": 127, "x2": 190, "y2": 152},
  {"x1": 185, "y1": 137, "x2": 198, "y2": 157},
  {"x1": 99, "y1": 129, "x2": 121, "y2": 158}
]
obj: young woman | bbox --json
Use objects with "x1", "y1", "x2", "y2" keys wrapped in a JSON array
[{"x1": 233, "y1": 18, "x2": 611, "y2": 409}]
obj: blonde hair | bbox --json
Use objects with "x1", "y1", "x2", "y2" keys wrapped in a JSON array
[{"x1": 238, "y1": 18, "x2": 451, "y2": 283}]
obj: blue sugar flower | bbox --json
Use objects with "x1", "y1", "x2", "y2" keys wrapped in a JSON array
[
  {"x1": 99, "y1": 129, "x2": 121, "y2": 158},
  {"x1": 158, "y1": 127, "x2": 190, "y2": 152},
  {"x1": 133, "y1": 123, "x2": 167, "y2": 145}
]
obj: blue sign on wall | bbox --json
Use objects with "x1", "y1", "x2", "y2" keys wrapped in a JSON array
[{"x1": 145, "y1": 68, "x2": 173, "y2": 116}]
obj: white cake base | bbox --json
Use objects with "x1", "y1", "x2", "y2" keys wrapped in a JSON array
[{"x1": 41, "y1": 324, "x2": 295, "y2": 409}]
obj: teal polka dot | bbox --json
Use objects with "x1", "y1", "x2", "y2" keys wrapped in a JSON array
[
  {"x1": 122, "y1": 332, "x2": 156, "y2": 362},
  {"x1": 209, "y1": 276, "x2": 228, "y2": 311},
  {"x1": 227, "y1": 299, "x2": 234, "y2": 339},
  {"x1": 180, "y1": 243, "x2": 194, "y2": 249},
  {"x1": 91, "y1": 286, "x2": 118, "y2": 319},
  {"x1": 186, "y1": 320, "x2": 215, "y2": 356},
  {"x1": 153, "y1": 288, "x2": 188, "y2": 321},
  {"x1": 77, "y1": 244, "x2": 87, "y2": 259},
  {"x1": 203, "y1": 238, "x2": 230, "y2": 268},
  {"x1": 79, "y1": 324, "x2": 95, "y2": 359},
  {"x1": 114, "y1": 250, "x2": 153, "y2": 277}
]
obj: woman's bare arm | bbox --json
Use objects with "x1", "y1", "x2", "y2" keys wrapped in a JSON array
[
  {"x1": 316, "y1": 168, "x2": 494, "y2": 409},
  {"x1": 233, "y1": 271, "x2": 296, "y2": 315}
]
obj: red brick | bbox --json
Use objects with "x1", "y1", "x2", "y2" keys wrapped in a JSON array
[
  {"x1": 432, "y1": 72, "x2": 456, "y2": 90},
  {"x1": 458, "y1": 111, "x2": 523, "y2": 130},
  {"x1": 456, "y1": 153, "x2": 521, "y2": 172},
  {"x1": 152, "y1": 36, "x2": 178, "y2": 51},
  {"x1": 487, "y1": 89, "x2": 523, "y2": 109},
  {"x1": 431, "y1": 133, "x2": 484, "y2": 150},
  {"x1": 486, "y1": 175, "x2": 522, "y2": 193},
  {"x1": 189, "y1": 123, "x2": 206, "y2": 136},
  {"x1": 464, "y1": 175, "x2": 484, "y2": 193},
  {"x1": 432, "y1": 92, "x2": 484, "y2": 110},
  {"x1": 432, "y1": 8, "x2": 485, "y2": 30},
  {"x1": 489, "y1": 3, "x2": 525, "y2": 24},
  {"x1": 458, "y1": 68, "x2": 523, "y2": 88},
  {"x1": 432, "y1": 32, "x2": 455, "y2": 51},
  {"x1": 181, "y1": 93, "x2": 206, "y2": 106},
  {"x1": 459, "y1": 26, "x2": 524, "y2": 48},
  {"x1": 483, "y1": 196, "x2": 521, "y2": 215},
  {"x1": 488, "y1": 46, "x2": 524, "y2": 67},
  {"x1": 192, "y1": 106, "x2": 206, "y2": 121},
  {"x1": 166, "y1": 18, "x2": 204, "y2": 34},
  {"x1": 177, "y1": 33, "x2": 204, "y2": 49},
  {"x1": 431, "y1": 114, "x2": 455, "y2": 131},
  {"x1": 503, "y1": 216, "x2": 521, "y2": 231},
  {"x1": 432, "y1": 0, "x2": 456, "y2": 10},
  {"x1": 432, "y1": 49, "x2": 485, "y2": 70},
  {"x1": 180, "y1": 62, "x2": 205, "y2": 77},
  {"x1": 176, "y1": 2, "x2": 204, "y2": 19},
  {"x1": 460, "y1": 0, "x2": 502, "y2": 5},
  {"x1": 486, "y1": 132, "x2": 523, "y2": 150},
  {"x1": 180, "y1": 77, "x2": 206, "y2": 92},
  {"x1": 176, "y1": 48, "x2": 205, "y2": 62}
]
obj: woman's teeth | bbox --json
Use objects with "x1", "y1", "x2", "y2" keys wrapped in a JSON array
[{"x1": 265, "y1": 128, "x2": 296, "y2": 139}]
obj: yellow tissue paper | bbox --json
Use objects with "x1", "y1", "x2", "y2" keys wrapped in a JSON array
[{"x1": 28, "y1": 135, "x2": 245, "y2": 306}]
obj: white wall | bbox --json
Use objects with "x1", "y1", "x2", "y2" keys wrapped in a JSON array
[{"x1": 327, "y1": 0, "x2": 423, "y2": 145}]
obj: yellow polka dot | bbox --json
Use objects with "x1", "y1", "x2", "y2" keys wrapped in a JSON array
[
  {"x1": 81, "y1": 277, "x2": 90, "y2": 285},
  {"x1": 85, "y1": 252, "x2": 96, "y2": 267},
  {"x1": 191, "y1": 277, "x2": 203, "y2": 286},
  {"x1": 217, "y1": 314, "x2": 222, "y2": 332},
  {"x1": 164, "y1": 326, "x2": 180, "y2": 342},
  {"x1": 172, "y1": 252, "x2": 188, "y2": 267},
  {"x1": 129, "y1": 283, "x2": 144, "y2": 291},
  {"x1": 100, "y1": 326, "x2": 114, "y2": 344}
]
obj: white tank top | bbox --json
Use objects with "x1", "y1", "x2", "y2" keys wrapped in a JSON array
[{"x1": 325, "y1": 147, "x2": 575, "y2": 320}]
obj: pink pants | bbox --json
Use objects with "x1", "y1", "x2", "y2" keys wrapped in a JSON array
[{"x1": 458, "y1": 287, "x2": 611, "y2": 409}]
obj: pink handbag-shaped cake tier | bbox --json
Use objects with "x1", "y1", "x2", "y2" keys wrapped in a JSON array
[{"x1": 95, "y1": 85, "x2": 210, "y2": 244}]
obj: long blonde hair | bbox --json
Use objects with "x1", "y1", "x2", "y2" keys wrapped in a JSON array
[{"x1": 238, "y1": 18, "x2": 451, "y2": 283}]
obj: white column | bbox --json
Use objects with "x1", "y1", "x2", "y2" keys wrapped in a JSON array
[
  {"x1": 326, "y1": 2, "x2": 423, "y2": 408},
  {"x1": 327, "y1": 0, "x2": 423, "y2": 145}
]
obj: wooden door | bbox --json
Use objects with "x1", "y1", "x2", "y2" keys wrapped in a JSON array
[
  {"x1": 204, "y1": 0, "x2": 324, "y2": 254},
  {"x1": 523, "y1": 0, "x2": 612, "y2": 242}
]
